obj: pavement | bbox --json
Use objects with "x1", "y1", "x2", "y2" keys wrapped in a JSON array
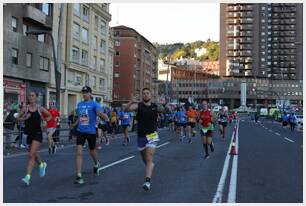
[{"x1": 3, "y1": 116, "x2": 303, "y2": 203}]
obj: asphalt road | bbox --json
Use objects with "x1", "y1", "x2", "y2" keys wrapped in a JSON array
[{"x1": 3, "y1": 117, "x2": 303, "y2": 203}]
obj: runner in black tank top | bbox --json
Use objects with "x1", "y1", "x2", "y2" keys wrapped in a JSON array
[
  {"x1": 16, "y1": 91, "x2": 51, "y2": 186},
  {"x1": 125, "y1": 88, "x2": 164, "y2": 191}
]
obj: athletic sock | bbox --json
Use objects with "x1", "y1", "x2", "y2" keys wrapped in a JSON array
[{"x1": 77, "y1": 172, "x2": 82, "y2": 177}]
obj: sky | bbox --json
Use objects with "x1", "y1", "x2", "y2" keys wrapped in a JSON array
[{"x1": 109, "y1": 3, "x2": 220, "y2": 44}]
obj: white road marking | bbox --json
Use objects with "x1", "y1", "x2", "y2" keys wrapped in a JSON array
[
  {"x1": 212, "y1": 123, "x2": 237, "y2": 203},
  {"x1": 284, "y1": 137, "x2": 294, "y2": 143},
  {"x1": 269, "y1": 129, "x2": 273, "y2": 132},
  {"x1": 275, "y1": 132, "x2": 281, "y2": 136},
  {"x1": 156, "y1": 141, "x2": 170, "y2": 148},
  {"x1": 227, "y1": 120, "x2": 240, "y2": 203},
  {"x1": 99, "y1": 155, "x2": 135, "y2": 171}
]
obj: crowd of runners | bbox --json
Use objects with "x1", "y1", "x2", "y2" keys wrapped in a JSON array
[{"x1": 15, "y1": 86, "x2": 236, "y2": 191}]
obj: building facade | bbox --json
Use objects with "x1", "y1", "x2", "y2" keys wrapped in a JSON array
[
  {"x1": 112, "y1": 25, "x2": 158, "y2": 104},
  {"x1": 50, "y1": 3, "x2": 113, "y2": 115},
  {"x1": 3, "y1": 3, "x2": 53, "y2": 108},
  {"x1": 220, "y1": 3, "x2": 303, "y2": 80}
]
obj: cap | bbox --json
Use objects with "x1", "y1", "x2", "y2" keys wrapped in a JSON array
[{"x1": 81, "y1": 86, "x2": 92, "y2": 93}]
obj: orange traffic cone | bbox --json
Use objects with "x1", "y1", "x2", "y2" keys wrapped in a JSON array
[{"x1": 229, "y1": 142, "x2": 237, "y2": 155}]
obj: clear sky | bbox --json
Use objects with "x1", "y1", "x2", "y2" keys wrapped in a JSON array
[{"x1": 109, "y1": 3, "x2": 220, "y2": 44}]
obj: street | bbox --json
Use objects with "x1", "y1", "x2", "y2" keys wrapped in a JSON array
[{"x1": 3, "y1": 116, "x2": 303, "y2": 203}]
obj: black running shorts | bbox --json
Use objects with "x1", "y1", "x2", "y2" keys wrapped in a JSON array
[{"x1": 76, "y1": 132, "x2": 97, "y2": 150}]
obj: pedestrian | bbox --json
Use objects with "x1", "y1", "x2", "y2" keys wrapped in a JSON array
[
  {"x1": 70, "y1": 86, "x2": 109, "y2": 184},
  {"x1": 125, "y1": 88, "x2": 164, "y2": 191},
  {"x1": 45, "y1": 101, "x2": 60, "y2": 154},
  {"x1": 218, "y1": 106, "x2": 228, "y2": 139},
  {"x1": 110, "y1": 109, "x2": 118, "y2": 137},
  {"x1": 17, "y1": 91, "x2": 52, "y2": 186},
  {"x1": 282, "y1": 112, "x2": 289, "y2": 128}
]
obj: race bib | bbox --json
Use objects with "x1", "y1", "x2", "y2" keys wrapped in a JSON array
[
  {"x1": 80, "y1": 115, "x2": 89, "y2": 125},
  {"x1": 146, "y1": 132, "x2": 160, "y2": 143},
  {"x1": 124, "y1": 114, "x2": 129, "y2": 119}
]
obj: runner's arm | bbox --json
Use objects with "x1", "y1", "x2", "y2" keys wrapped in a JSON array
[
  {"x1": 40, "y1": 107, "x2": 52, "y2": 122},
  {"x1": 125, "y1": 101, "x2": 138, "y2": 112},
  {"x1": 97, "y1": 110, "x2": 109, "y2": 122}
]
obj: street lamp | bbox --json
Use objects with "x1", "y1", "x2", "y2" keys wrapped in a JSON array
[{"x1": 26, "y1": 30, "x2": 61, "y2": 110}]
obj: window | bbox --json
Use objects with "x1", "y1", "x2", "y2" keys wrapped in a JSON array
[
  {"x1": 26, "y1": 52, "x2": 32, "y2": 67},
  {"x1": 115, "y1": 40, "x2": 120, "y2": 46},
  {"x1": 72, "y1": 22, "x2": 80, "y2": 40},
  {"x1": 12, "y1": 48, "x2": 18, "y2": 64},
  {"x1": 72, "y1": 47, "x2": 79, "y2": 63},
  {"x1": 100, "y1": 58, "x2": 105, "y2": 72},
  {"x1": 116, "y1": 51, "x2": 120, "y2": 56},
  {"x1": 99, "y1": 78, "x2": 105, "y2": 89},
  {"x1": 115, "y1": 61, "x2": 120, "y2": 67},
  {"x1": 12, "y1": 17, "x2": 17, "y2": 32},
  {"x1": 93, "y1": 56, "x2": 97, "y2": 69},
  {"x1": 40, "y1": 57, "x2": 49, "y2": 71},
  {"x1": 75, "y1": 74, "x2": 82, "y2": 85},
  {"x1": 100, "y1": 40, "x2": 106, "y2": 54},
  {"x1": 115, "y1": 72, "x2": 119, "y2": 77},
  {"x1": 81, "y1": 50, "x2": 88, "y2": 65},
  {"x1": 73, "y1": 3, "x2": 80, "y2": 16},
  {"x1": 23, "y1": 24, "x2": 28, "y2": 36},
  {"x1": 38, "y1": 34, "x2": 45, "y2": 42},
  {"x1": 42, "y1": 3, "x2": 50, "y2": 15},
  {"x1": 94, "y1": 16, "x2": 98, "y2": 30},
  {"x1": 101, "y1": 21, "x2": 106, "y2": 35},
  {"x1": 82, "y1": 6, "x2": 89, "y2": 22},
  {"x1": 93, "y1": 36, "x2": 97, "y2": 50},
  {"x1": 81, "y1": 27, "x2": 88, "y2": 44},
  {"x1": 92, "y1": 76, "x2": 96, "y2": 89}
]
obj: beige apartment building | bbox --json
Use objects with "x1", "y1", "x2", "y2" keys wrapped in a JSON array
[{"x1": 49, "y1": 3, "x2": 114, "y2": 116}]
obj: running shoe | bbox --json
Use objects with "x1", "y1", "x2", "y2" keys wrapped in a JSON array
[
  {"x1": 74, "y1": 175, "x2": 84, "y2": 184},
  {"x1": 127, "y1": 137, "x2": 130, "y2": 143},
  {"x1": 52, "y1": 145, "x2": 57, "y2": 154},
  {"x1": 188, "y1": 138, "x2": 192, "y2": 144},
  {"x1": 21, "y1": 175, "x2": 31, "y2": 186},
  {"x1": 97, "y1": 144, "x2": 102, "y2": 150},
  {"x1": 48, "y1": 147, "x2": 52, "y2": 154},
  {"x1": 39, "y1": 162, "x2": 47, "y2": 177},
  {"x1": 142, "y1": 181, "x2": 151, "y2": 191},
  {"x1": 93, "y1": 163, "x2": 100, "y2": 176},
  {"x1": 204, "y1": 154, "x2": 210, "y2": 159}
]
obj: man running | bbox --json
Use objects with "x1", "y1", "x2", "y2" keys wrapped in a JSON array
[
  {"x1": 289, "y1": 112, "x2": 297, "y2": 132},
  {"x1": 97, "y1": 106, "x2": 110, "y2": 147},
  {"x1": 218, "y1": 106, "x2": 228, "y2": 139},
  {"x1": 187, "y1": 105, "x2": 197, "y2": 143},
  {"x1": 199, "y1": 100, "x2": 217, "y2": 159},
  {"x1": 125, "y1": 88, "x2": 163, "y2": 191},
  {"x1": 175, "y1": 107, "x2": 187, "y2": 141},
  {"x1": 71, "y1": 86, "x2": 109, "y2": 184},
  {"x1": 119, "y1": 108, "x2": 131, "y2": 146},
  {"x1": 46, "y1": 101, "x2": 60, "y2": 154},
  {"x1": 17, "y1": 91, "x2": 51, "y2": 186}
]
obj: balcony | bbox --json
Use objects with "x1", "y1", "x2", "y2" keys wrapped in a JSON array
[
  {"x1": 240, "y1": 31, "x2": 253, "y2": 37},
  {"x1": 240, "y1": 12, "x2": 253, "y2": 18},
  {"x1": 227, "y1": 19, "x2": 240, "y2": 24},
  {"x1": 240, "y1": 18, "x2": 253, "y2": 24},
  {"x1": 23, "y1": 5, "x2": 52, "y2": 30},
  {"x1": 240, "y1": 38, "x2": 252, "y2": 43},
  {"x1": 227, "y1": 6, "x2": 239, "y2": 12},
  {"x1": 240, "y1": 24, "x2": 253, "y2": 30},
  {"x1": 240, "y1": 5, "x2": 253, "y2": 11}
]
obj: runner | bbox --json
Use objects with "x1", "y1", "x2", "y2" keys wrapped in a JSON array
[
  {"x1": 282, "y1": 112, "x2": 289, "y2": 128},
  {"x1": 110, "y1": 109, "x2": 118, "y2": 137},
  {"x1": 199, "y1": 100, "x2": 217, "y2": 159},
  {"x1": 125, "y1": 88, "x2": 163, "y2": 191},
  {"x1": 97, "y1": 106, "x2": 110, "y2": 147},
  {"x1": 119, "y1": 108, "x2": 131, "y2": 146},
  {"x1": 218, "y1": 106, "x2": 228, "y2": 139},
  {"x1": 187, "y1": 105, "x2": 197, "y2": 143},
  {"x1": 176, "y1": 107, "x2": 187, "y2": 141},
  {"x1": 46, "y1": 101, "x2": 60, "y2": 154},
  {"x1": 17, "y1": 91, "x2": 52, "y2": 186},
  {"x1": 289, "y1": 112, "x2": 297, "y2": 132},
  {"x1": 70, "y1": 86, "x2": 109, "y2": 184}
]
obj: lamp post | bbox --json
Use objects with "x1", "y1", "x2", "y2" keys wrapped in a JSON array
[{"x1": 26, "y1": 30, "x2": 61, "y2": 110}]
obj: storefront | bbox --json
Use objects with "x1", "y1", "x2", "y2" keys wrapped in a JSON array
[{"x1": 4, "y1": 78, "x2": 26, "y2": 106}]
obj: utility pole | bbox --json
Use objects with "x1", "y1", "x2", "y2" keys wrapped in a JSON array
[{"x1": 55, "y1": 3, "x2": 64, "y2": 111}]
